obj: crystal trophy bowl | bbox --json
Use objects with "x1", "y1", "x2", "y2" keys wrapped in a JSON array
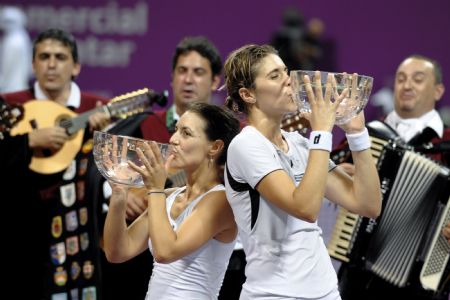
[
  {"x1": 290, "y1": 70, "x2": 373, "y2": 125},
  {"x1": 93, "y1": 131, "x2": 172, "y2": 187}
]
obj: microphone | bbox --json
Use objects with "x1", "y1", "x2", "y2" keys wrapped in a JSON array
[{"x1": 148, "y1": 90, "x2": 168, "y2": 107}]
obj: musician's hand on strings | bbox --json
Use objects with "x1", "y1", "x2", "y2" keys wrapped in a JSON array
[
  {"x1": 442, "y1": 222, "x2": 450, "y2": 244},
  {"x1": 88, "y1": 101, "x2": 110, "y2": 132},
  {"x1": 28, "y1": 126, "x2": 68, "y2": 150}
]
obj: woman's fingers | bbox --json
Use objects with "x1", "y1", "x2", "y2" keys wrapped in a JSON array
[
  {"x1": 313, "y1": 70, "x2": 323, "y2": 102},
  {"x1": 351, "y1": 73, "x2": 358, "y2": 102},
  {"x1": 112, "y1": 135, "x2": 118, "y2": 165},
  {"x1": 150, "y1": 141, "x2": 164, "y2": 165},
  {"x1": 121, "y1": 137, "x2": 128, "y2": 161},
  {"x1": 139, "y1": 142, "x2": 156, "y2": 167},
  {"x1": 334, "y1": 87, "x2": 348, "y2": 109},
  {"x1": 324, "y1": 74, "x2": 332, "y2": 103},
  {"x1": 307, "y1": 72, "x2": 334, "y2": 107},
  {"x1": 136, "y1": 148, "x2": 151, "y2": 173},
  {"x1": 130, "y1": 141, "x2": 165, "y2": 176},
  {"x1": 299, "y1": 111, "x2": 311, "y2": 122},
  {"x1": 304, "y1": 74, "x2": 316, "y2": 104},
  {"x1": 128, "y1": 160, "x2": 144, "y2": 175},
  {"x1": 164, "y1": 153, "x2": 175, "y2": 171}
]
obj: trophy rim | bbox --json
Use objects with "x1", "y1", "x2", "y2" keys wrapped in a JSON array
[
  {"x1": 93, "y1": 130, "x2": 170, "y2": 148},
  {"x1": 289, "y1": 69, "x2": 374, "y2": 82}
]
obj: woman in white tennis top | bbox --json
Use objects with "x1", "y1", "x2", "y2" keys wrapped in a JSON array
[
  {"x1": 103, "y1": 103, "x2": 241, "y2": 299},
  {"x1": 222, "y1": 44, "x2": 382, "y2": 300}
]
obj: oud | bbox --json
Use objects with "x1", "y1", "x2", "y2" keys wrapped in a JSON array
[{"x1": 10, "y1": 88, "x2": 167, "y2": 174}]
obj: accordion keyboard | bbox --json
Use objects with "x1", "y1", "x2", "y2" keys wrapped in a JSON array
[
  {"x1": 327, "y1": 208, "x2": 358, "y2": 262},
  {"x1": 327, "y1": 136, "x2": 388, "y2": 262}
]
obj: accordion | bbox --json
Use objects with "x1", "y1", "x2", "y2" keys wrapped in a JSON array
[{"x1": 328, "y1": 121, "x2": 450, "y2": 292}]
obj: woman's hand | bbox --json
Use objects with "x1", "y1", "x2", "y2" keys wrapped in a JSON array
[
  {"x1": 337, "y1": 73, "x2": 367, "y2": 134},
  {"x1": 300, "y1": 71, "x2": 347, "y2": 132},
  {"x1": 109, "y1": 182, "x2": 129, "y2": 206},
  {"x1": 129, "y1": 141, "x2": 168, "y2": 191},
  {"x1": 125, "y1": 188, "x2": 147, "y2": 221},
  {"x1": 339, "y1": 111, "x2": 366, "y2": 134}
]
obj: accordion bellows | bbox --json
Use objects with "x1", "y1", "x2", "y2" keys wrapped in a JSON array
[{"x1": 328, "y1": 121, "x2": 450, "y2": 292}]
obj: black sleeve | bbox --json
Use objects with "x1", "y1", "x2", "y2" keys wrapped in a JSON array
[{"x1": 0, "y1": 133, "x2": 32, "y2": 170}]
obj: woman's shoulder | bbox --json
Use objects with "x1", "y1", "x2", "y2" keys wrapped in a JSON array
[
  {"x1": 199, "y1": 184, "x2": 226, "y2": 202},
  {"x1": 231, "y1": 126, "x2": 270, "y2": 147},
  {"x1": 233, "y1": 125, "x2": 255, "y2": 139},
  {"x1": 209, "y1": 183, "x2": 225, "y2": 192},
  {"x1": 194, "y1": 187, "x2": 228, "y2": 212}
]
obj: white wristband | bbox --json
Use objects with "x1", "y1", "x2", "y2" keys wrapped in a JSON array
[
  {"x1": 309, "y1": 131, "x2": 332, "y2": 152},
  {"x1": 346, "y1": 127, "x2": 370, "y2": 152}
]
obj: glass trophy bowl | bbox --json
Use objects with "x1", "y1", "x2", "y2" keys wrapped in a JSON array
[
  {"x1": 93, "y1": 131, "x2": 172, "y2": 187},
  {"x1": 290, "y1": 70, "x2": 373, "y2": 125}
]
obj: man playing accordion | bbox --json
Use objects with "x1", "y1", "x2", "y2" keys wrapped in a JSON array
[{"x1": 335, "y1": 54, "x2": 450, "y2": 300}]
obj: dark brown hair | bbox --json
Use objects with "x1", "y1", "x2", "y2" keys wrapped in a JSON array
[{"x1": 187, "y1": 102, "x2": 239, "y2": 166}]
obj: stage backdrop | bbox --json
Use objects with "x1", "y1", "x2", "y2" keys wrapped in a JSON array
[{"x1": 2, "y1": 0, "x2": 450, "y2": 125}]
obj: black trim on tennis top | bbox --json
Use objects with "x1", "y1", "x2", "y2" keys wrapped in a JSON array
[{"x1": 226, "y1": 164, "x2": 260, "y2": 229}]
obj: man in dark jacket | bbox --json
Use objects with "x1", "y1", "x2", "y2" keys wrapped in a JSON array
[{"x1": 1, "y1": 28, "x2": 110, "y2": 300}]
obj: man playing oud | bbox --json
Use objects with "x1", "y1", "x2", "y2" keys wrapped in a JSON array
[{"x1": 1, "y1": 28, "x2": 110, "y2": 299}]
